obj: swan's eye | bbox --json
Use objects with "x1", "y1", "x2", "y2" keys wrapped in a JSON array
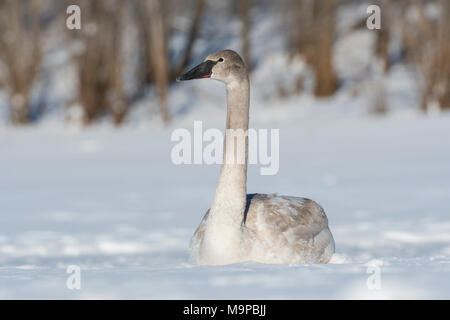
[{"x1": 218, "y1": 58, "x2": 224, "y2": 62}]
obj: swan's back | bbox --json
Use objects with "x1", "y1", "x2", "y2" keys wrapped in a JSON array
[
  {"x1": 190, "y1": 193, "x2": 335, "y2": 265},
  {"x1": 242, "y1": 194, "x2": 334, "y2": 264}
]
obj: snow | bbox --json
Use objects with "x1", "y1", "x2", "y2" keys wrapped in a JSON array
[{"x1": 1, "y1": 113, "x2": 450, "y2": 299}]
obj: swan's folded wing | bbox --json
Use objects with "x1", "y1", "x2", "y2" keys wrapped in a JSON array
[{"x1": 244, "y1": 194, "x2": 329, "y2": 242}]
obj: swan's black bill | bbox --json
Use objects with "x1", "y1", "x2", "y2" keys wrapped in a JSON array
[{"x1": 176, "y1": 60, "x2": 217, "y2": 82}]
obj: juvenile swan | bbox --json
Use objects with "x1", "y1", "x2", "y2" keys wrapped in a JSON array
[{"x1": 177, "y1": 50, "x2": 335, "y2": 265}]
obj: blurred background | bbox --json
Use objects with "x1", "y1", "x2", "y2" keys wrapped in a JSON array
[{"x1": 0, "y1": 0, "x2": 448, "y2": 127}]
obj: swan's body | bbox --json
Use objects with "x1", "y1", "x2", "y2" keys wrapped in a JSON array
[
  {"x1": 191, "y1": 194, "x2": 334, "y2": 265},
  {"x1": 178, "y1": 50, "x2": 335, "y2": 265}
]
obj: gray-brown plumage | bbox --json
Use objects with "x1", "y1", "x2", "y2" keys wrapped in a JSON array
[
  {"x1": 178, "y1": 50, "x2": 335, "y2": 265},
  {"x1": 191, "y1": 194, "x2": 334, "y2": 264}
]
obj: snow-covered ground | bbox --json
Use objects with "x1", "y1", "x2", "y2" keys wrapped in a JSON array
[{"x1": 1, "y1": 111, "x2": 450, "y2": 299}]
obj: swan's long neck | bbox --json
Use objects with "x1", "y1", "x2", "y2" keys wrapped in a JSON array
[
  {"x1": 200, "y1": 77, "x2": 250, "y2": 264},
  {"x1": 210, "y1": 78, "x2": 249, "y2": 224}
]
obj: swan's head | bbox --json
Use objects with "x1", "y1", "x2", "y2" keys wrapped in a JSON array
[{"x1": 176, "y1": 49, "x2": 247, "y2": 85}]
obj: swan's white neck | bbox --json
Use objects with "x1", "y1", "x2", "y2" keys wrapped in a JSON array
[
  {"x1": 211, "y1": 80, "x2": 249, "y2": 220},
  {"x1": 200, "y1": 78, "x2": 250, "y2": 264}
]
